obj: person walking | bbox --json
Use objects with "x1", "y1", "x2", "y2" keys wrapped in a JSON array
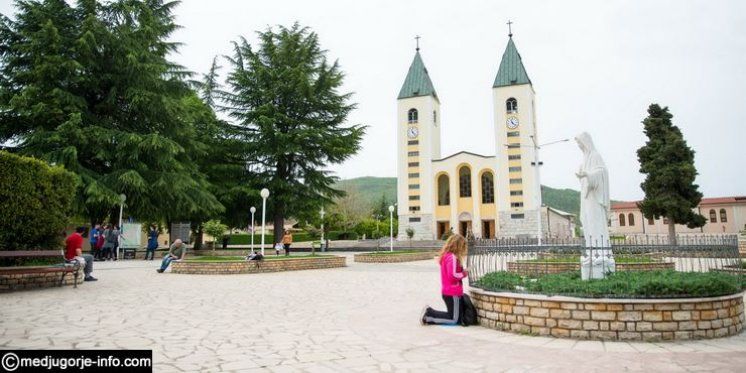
[
  {"x1": 145, "y1": 225, "x2": 158, "y2": 260},
  {"x1": 94, "y1": 229, "x2": 105, "y2": 260},
  {"x1": 65, "y1": 227, "x2": 98, "y2": 282},
  {"x1": 110, "y1": 225, "x2": 120, "y2": 261},
  {"x1": 89, "y1": 224, "x2": 100, "y2": 256},
  {"x1": 157, "y1": 239, "x2": 187, "y2": 273},
  {"x1": 282, "y1": 230, "x2": 293, "y2": 256},
  {"x1": 421, "y1": 234, "x2": 468, "y2": 325},
  {"x1": 101, "y1": 224, "x2": 113, "y2": 260}
]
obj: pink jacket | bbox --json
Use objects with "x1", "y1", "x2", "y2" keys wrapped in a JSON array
[{"x1": 440, "y1": 252, "x2": 467, "y2": 296}]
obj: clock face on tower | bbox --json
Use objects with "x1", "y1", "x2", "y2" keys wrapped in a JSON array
[
  {"x1": 407, "y1": 126, "x2": 419, "y2": 139},
  {"x1": 506, "y1": 116, "x2": 519, "y2": 129}
]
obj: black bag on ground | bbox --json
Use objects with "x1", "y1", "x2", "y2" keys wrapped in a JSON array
[{"x1": 460, "y1": 294, "x2": 478, "y2": 326}]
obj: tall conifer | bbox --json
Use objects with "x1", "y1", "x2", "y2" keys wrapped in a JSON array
[{"x1": 637, "y1": 104, "x2": 706, "y2": 243}]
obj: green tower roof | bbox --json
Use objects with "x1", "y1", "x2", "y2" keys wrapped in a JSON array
[
  {"x1": 398, "y1": 51, "x2": 437, "y2": 100},
  {"x1": 493, "y1": 38, "x2": 531, "y2": 88}
]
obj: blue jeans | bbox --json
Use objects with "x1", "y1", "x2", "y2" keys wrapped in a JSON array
[
  {"x1": 160, "y1": 255, "x2": 176, "y2": 271},
  {"x1": 144, "y1": 248, "x2": 156, "y2": 260}
]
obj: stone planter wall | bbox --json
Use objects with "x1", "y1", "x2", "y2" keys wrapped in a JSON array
[
  {"x1": 470, "y1": 288, "x2": 744, "y2": 341},
  {"x1": 354, "y1": 251, "x2": 437, "y2": 263},
  {"x1": 507, "y1": 261, "x2": 675, "y2": 275},
  {"x1": 0, "y1": 266, "x2": 83, "y2": 292},
  {"x1": 171, "y1": 256, "x2": 346, "y2": 275}
]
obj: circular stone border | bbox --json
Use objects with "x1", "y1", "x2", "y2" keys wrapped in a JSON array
[
  {"x1": 171, "y1": 256, "x2": 346, "y2": 275},
  {"x1": 353, "y1": 251, "x2": 437, "y2": 263},
  {"x1": 470, "y1": 287, "x2": 744, "y2": 341},
  {"x1": 507, "y1": 261, "x2": 675, "y2": 275}
]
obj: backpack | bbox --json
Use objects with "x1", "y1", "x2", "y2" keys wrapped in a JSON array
[{"x1": 460, "y1": 294, "x2": 478, "y2": 326}]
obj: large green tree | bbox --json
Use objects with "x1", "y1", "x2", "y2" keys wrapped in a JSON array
[
  {"x1": 222, "y1": 23, "x2": 366, "y2": 244},
  {"x1": 637, "y1": 104, "x2": 706, "y2": 243},
  {"x1": 0, "y1": 0, "x2": 222, "y2": 225}
]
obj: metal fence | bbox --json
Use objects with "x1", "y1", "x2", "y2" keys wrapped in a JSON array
[{"x1": 467, "y1": 234, "x2": 743, "y2": 285}]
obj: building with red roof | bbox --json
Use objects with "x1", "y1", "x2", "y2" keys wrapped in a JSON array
[{"x1": 609, "y1": 196, "x2": 746, "y2": 235}]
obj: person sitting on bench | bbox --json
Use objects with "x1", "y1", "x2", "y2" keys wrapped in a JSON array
[{"x1": 65, "y1": 227, "x2": 98, "y2": 282}]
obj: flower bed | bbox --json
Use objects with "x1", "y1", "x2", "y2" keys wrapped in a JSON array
[
  {"x1": 353, "y1": 250, "x2": 437, "y2": 263},
  {"x1": 171, "y1": 255, "x2": 345, "y2": 274}
]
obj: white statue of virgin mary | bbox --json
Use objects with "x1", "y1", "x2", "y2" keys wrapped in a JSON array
[{"x1": 575, "y1": 132, "x2": 615, "y2": 280}]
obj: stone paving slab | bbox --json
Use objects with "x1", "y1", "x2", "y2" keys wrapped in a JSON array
[{"x1": 1, "y1": 253, "x2": 745, "y2": 372}]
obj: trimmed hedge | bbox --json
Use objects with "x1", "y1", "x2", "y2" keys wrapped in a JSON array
[
  {"x1": 227, "y1": 233, "x2": 315, "y2": 245},
  {"x1": 475, "y1": 270, "x2": 742, "y2": 298},
  {"x1": 0, "y1": 151, "x2": 77, "y2": 251}
]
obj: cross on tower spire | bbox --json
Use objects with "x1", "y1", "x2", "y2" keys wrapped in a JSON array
[
  {"x1": 415, "y1": 35, "x2": 421, "y2": 51},
  {"x1": 507, "y1": 20, "x2": 513, "y2": 38}
]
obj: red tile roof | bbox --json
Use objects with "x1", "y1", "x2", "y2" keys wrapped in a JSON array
[{"x1": 611, "y1": 196, "x2": 746, "y2": 210}]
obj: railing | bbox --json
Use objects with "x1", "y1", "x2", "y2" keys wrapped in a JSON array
[{"x1": 467, "y1": 235, "x2": 742, "y2": 286}]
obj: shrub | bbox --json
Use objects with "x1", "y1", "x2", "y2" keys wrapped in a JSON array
[
  {"x1": 0, "y1": 152, "x2": 77, "y2": 251},
  {"x1": 202, "y1": 220, "x2": 228, "y2": 242},
  {"x1": 475, "y1": 270, "x2": 742, "y2": 298}
]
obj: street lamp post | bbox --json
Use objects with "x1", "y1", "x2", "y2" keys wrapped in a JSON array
[
  {"x1": 250, "y1": 206, "x2": 256, "y2": 253},
  {"x1": 319, "y1": 207, "x2": 325, "y2": 252},
  {"x1": 260, "y1": 189, "x2": 270, "y2": 256},
  {"x1": 388, "y1": 205, "x2": 394, "y2": 252},
  {"x1": 528, "y1": 136, "x2": 569, "y2": 246},
  {"x1": 117, "y1": 193, "x2": 126, "y2": 259}
]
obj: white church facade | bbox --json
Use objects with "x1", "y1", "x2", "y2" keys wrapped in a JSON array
[{"x1": 396, "y1": 34, "x2": 574, "y2": 240}]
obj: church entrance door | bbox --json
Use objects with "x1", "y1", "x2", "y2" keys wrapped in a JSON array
[
  {"x1": 459, "y1": 221, "x2": 471, "y2": 237},
  {"x1": 437, "y1": 222, "x2": 449, "y2": 240}
]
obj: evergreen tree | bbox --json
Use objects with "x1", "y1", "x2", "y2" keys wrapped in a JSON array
[
  {"x1": 0, "y1": 0, "x2": 223, "y2": 224},
  {"x1": 637, "y1": 104, "x2": 705, "y2": 243},
  {"x1": 222, "y1": 23, "x2": 366, "y2": 244}
]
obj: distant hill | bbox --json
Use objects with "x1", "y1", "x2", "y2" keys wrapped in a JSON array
[
  {"x1": 335, "y1": 176, "x2": 582, "y2": 217},
  {"x1": 334, "y1": 177, "x2": 397, "y2": 204}
]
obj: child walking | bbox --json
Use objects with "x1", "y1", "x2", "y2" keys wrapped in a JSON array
[{"x1": 421, "y1": 234, "x2": 468, "y2": 325}]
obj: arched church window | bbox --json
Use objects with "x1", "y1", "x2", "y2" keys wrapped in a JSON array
[
  {"x1": 619, "y1": 213, "x2": 626, "y2": 226},
  {"x1": 506, "y1": 98, "x2": 518, "y2": 113},
  {"x1": 628, "y1": 213, "x2": 635, "y2": 226},
  {"x1": 720, "y1": 209, "x2": 727, "y2": 223},
  {"x1": 438, "y1": 174, "x2": 450, "y2": 206},
  {"x1": 408, "y1": 108, "x2": 418, "y2": 123},
  {"x1": 459, "y1": 166, "x2": 471, "y2": 198},
  {"x1": 481, "y1": 172, "x2": 494, "y2": 204},
  {"x1": 709, "y1": 209, "x2": 717, "y2": 223}
]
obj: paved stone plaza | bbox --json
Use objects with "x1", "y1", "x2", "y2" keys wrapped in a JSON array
[{"x1": 2, "y1": 254, "x2": 746, "y2": 372}]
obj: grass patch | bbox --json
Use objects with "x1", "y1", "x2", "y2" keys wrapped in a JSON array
[
  {"x1": 521, "y1": 255, "x2": 655, "y2": 264},
  {"x1": 188, "y1": 254, "x2": 332, "y2": 262},
  {"x1": 474, "y1": 270, "x2": 743, "y2": 298},
  {"x1": 366, "y1": 250, "x2": 435, "y2": 255}
]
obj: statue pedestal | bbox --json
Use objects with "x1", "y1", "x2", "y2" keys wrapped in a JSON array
[{"x1": 580, "y1": 249, "x2": 615, "y2": 280}]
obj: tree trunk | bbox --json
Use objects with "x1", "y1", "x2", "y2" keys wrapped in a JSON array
[
  {"x1": 668, "y1": 219, "x2": 676, "y2": 246},
  {"x1": 273, "y1": 205, "x2": 284, "y2": 247}
]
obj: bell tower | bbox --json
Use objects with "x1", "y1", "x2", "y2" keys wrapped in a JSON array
[
  {"x1": 492, "y1": 32, "x2": 540, "y2": 237},
  {"x1": 396, "y1": 41, "x2": 441, "y2": 240}
]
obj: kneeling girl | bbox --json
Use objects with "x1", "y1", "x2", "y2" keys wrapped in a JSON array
[{"x1": 421, "y1": 234, "x2": 468, "y2": 325}]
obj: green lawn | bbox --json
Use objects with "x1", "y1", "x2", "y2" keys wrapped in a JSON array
[
  {"x1": 474, "y1": 270, "x2": 743, "y2": 298},
  {"x1": 188, "y1": 254, "x2": 332, "y2": 262},
  {"x1": 366, "y1": 250, "x2": 436, "y2": 255}
]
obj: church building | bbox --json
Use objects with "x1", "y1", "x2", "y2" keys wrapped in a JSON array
[{"x1": 396, "y1": 33, "x2": 573, "y2": 240}]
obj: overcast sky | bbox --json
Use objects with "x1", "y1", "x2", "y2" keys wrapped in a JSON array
[{"x1": 2, "y1": 0, "x2": 745, "y2": 201}]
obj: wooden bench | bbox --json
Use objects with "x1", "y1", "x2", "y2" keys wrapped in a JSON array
[{"x1": 0, "y1": 250, "x2": 80, "y2": 289}]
